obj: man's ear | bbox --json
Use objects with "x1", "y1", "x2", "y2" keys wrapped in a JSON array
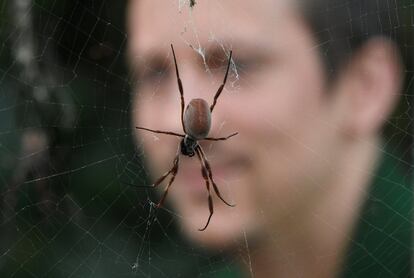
[{"x1": 333, "y1": 37, "x2": 403, "y2": 138}]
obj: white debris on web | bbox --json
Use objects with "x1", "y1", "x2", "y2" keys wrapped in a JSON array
[{"x1": 178, "y1": 0, "x2": 196, "y2": 12}]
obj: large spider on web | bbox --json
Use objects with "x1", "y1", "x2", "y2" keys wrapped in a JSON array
[{"x1": 135, "y1": 44, "x2": 237, "y2": 231}]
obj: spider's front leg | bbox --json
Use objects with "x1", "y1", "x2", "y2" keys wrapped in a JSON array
[
  {"x1": 170, "y1": 44, "x2": 186, "y2": 133},
  {"x1": 203, "y1": 132, "x2": 238, "y2": 141},
  {"x1": 135, "y1": 126, "x2": 185, "y2": 138}
]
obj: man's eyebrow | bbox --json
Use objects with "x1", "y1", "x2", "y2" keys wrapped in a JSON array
[
  {"x1": 204, "y1": 42, "x2": 276, "y2": 63},
  {"x1": 204, "y1": 38, "x2": 274, "y2": 54},
  {"x1": 128, "y1": 50, "x2": 169, "y2": 74}
]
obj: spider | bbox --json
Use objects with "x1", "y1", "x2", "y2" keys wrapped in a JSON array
[{"x1": 135, "y1": 44, "x2": 237, "y2": 231}]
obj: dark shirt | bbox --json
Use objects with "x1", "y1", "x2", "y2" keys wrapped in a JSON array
[
  {"x1": 210, "y1": 152, "x2": 412, "y2": 278},
  {"x1": 342, "y1": 152, "x2": 412, "y2": 277}
]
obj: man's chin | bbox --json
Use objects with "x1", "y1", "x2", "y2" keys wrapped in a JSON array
[{"x1": 178, "y1": 210, "x2": 252, "y2": 250}]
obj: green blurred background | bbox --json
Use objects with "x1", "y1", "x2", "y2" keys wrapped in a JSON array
[{"x1": 0, "y1": 1, "x2": 226, "y2": 277}]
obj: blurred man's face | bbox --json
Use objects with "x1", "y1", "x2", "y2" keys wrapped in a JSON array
[{"x1": 128, "y1": 0, "x2": 343, "y2": 247}]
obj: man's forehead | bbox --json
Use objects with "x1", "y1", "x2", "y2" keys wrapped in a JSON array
[
  {"x1": 129, "y1": 0, "x2": 289, "y2": 19},
  {"x1": 127, "y1": 0, "x2": 296, "y2": 54}
]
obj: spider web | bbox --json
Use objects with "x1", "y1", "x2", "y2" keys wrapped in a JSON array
[{"x1": 0, "y1": 0, "x2": 412, "y2": 277}]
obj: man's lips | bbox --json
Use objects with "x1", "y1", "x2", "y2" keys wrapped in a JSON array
[{"x1": 176, "y1": 157, "x2": 246, "y2": 195}]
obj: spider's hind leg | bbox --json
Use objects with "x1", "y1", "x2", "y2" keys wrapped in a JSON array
[
  {"x1": 197, "y1": 146, "x2": 235, "y2": 207},
  {"x1": 135, "y1": 144, "x2": 181, "y2": 208},
  {"x1": 195, "y1": 147, "x2": 214, "y2": 231},
  {"x1": 155, "y1": 151, "x2": 180, "y2": 208}
]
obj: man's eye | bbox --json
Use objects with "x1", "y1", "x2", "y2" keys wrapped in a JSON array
[
  {"x1": 231, "y1": 57, "x2": 257, "y2": 74},
  {"x1": 206, "y1": 54, "x2": 227, "y2": 71},
  {"x1": 207, "y1": 51, "x2": 236, "y2": 75},
  {"x1": 139, "y1": 65, "x2": 169, "y2": 84},
  {"x1": 134, "y1": 56, "x2": 171, "y2": 86}
]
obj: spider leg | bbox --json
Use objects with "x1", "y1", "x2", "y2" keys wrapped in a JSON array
[
  {"x1": 170, "y1": 44, "x2": 186, "y2": 133},
  {"x1": 199, "y1": 193, "x2": 213, "y2": 232},
  {"x1": 203, "y1": 132, "x2": 238, "y2": 141},
  {"x1": 210, "y1": 50, "x2": 233, "y2": 112},
  {"x1": 195, "y1": 147, "x2": 214, "y2": 231},
  {"x1": 197, "y1": 146, "x2": 235, "y2": 207},
  {"x1": 122, "y1": 181, "x2": 156, "y2": 189},
  {"x1": 126, "y1": 151, "x2": 179, "y2": 190},
  {"x1": 136, "y1": 126, "x2": 185, "y2": 137},
  {"x1": 156, "y1": 152, "x2": 180, "y2": 208}
]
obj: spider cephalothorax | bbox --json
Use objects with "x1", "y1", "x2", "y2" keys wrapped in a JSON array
[
  {"x1": 180, "y1": 136, "x2": 197, "y2": 157},
  {"x1": 135, "y1": 44, "x2": 237, "y2": 231}
]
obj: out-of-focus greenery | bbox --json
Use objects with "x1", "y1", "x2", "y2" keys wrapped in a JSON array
[{"x1": 0, "y1": 1, "x2": 214, "y2": 277}]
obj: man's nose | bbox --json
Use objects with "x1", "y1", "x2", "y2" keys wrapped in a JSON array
[{"x1": 175, "y1": 61, "x2": 217, "y2": 101}]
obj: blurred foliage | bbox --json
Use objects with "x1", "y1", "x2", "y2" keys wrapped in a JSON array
[
  {"x1": 382, "y1": 0, "x2": 414, "y2": 166},
  {"x1": 0, "y1": 1, "x2": 210, "y2": 277}
]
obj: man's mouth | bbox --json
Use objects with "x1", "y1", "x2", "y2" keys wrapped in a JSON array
[{"x1": 177, "y1": 156, "x2": 248, "y2": 196}]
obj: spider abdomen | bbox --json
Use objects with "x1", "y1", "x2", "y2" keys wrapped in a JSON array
[{"x1": 184, "y1": 98, "x2": 211, "y2": 139}]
